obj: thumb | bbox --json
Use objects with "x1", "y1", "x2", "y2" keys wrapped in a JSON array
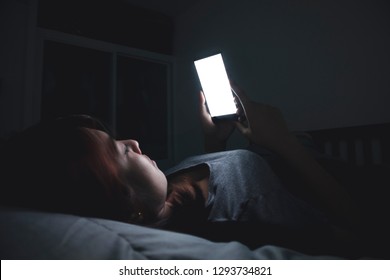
[
  {"x1": 230, "y1": 82, "x2": 248, "y2": 105},
  {"x1": 199, "y1": 91, "x2": 208, "y2": 115}
]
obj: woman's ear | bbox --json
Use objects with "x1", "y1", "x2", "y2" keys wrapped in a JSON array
[{"x1": 128, "y1": 211, "x2": 144, "y2": 224}]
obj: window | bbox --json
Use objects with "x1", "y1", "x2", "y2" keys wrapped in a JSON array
[
  {"x1": 38, "y1": 32, "x2": 173, "y2": 165},
  {"x1": 41, "y1": 41, "x2": 112, "y2": 124},
  {"x1": 116, "y1": 55, "x2": 169, "y2": 159}
]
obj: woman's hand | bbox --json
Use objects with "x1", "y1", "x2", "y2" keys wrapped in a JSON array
[
  {"x1": 233, "y1": 85, "x2": 293, "y2": 153},
  {"x1": 199, "y1": 91, "x2": 235, "y2": 152}
]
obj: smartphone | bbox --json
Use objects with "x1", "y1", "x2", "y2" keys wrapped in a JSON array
[{"x1": 194, "y1": 53, "x2": 238, "y2": 120}]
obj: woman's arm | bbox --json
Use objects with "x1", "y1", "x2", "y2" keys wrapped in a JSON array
[
  {"x1": 198, "y1": 91, "x2": 236, "y2": 153},
  {"x1": 233, "y1": 86, "x2": 360, "y2": 228},
  {"x1": 274, "y1": 134, "x2": 359, "y2": 228}
]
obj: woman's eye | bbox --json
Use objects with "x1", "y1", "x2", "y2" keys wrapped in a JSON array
[{"x1": 124, "y1": 144, "x2": 130, "y2": 154}]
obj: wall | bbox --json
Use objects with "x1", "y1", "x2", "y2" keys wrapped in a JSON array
[{"x1": 173, "y1": 0, "x2": 390, "y2": 162}]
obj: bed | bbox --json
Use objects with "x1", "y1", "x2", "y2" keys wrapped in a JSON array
[
  {"x1": 1, "y1": 123, "x2": 390, "y2": 260},
  {"x1": 0, "y1": 208, "x2": 341, "y2": 260},
  {"x1": 308, "y1": 122, "x2": 390, "y2": 166},
  {"x1": 307, "y1": 123, "x2": 390, "y2": 259}
]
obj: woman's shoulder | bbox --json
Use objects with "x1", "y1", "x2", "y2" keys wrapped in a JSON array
[
  {"x1": 176, "y1": 149, "x2": 261, "y2": 165},
  {"x1": 225, "y1": 149, "x2": 261, "y2": 158},
  {"x1": 193, "y1": 149, "x2": 261, "y2": 161},
  {"x1": 164, "y1": 149, "x2": 264, "y2": 176},
  {"x1": 214, "y1": 149, "x2": 266, "y2": 164}
]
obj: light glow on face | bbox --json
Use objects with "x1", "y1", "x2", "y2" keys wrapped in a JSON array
[{"x1": 194, "y1": 54, "x2": 237, "y2": 117}]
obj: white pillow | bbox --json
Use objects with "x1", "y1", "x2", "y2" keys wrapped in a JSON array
[{"x1": 0, "y1": 209, "x2": 340, "y2": 260}]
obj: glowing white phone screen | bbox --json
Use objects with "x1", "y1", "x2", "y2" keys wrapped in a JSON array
[{"x1": 194, "y1": 53, "x2": 237, "y2": 118}]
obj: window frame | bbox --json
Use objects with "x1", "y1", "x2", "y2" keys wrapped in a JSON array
[{"x1": 31, "y1": 28, "x2": 174, "y2": 168}]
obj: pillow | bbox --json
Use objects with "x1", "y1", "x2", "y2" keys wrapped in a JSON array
[{"x1": 0, "y1": 208, "x2": 340, "y2": 260}]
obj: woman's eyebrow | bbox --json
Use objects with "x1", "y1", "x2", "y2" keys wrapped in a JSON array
[{"x1": 105, "y1": 135, "x2": 120, "y2": 155}]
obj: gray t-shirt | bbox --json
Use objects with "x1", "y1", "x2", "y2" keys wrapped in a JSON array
[{"x1": 165, "y1": 150, "x2": 329, "y2": 230}]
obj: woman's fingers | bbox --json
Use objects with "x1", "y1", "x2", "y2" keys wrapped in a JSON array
[
  {"x1": 199, "y1": 90, "x2": 206, "y2": 111},
  {"x1": 199, "y1": 91, "x2": 210, "y2": 119},
  {"x1": 235, "y1": 120, "x2": 249, "y2": 135},
  {"x1": 230, "y1": 81, "x2": 248, "y2": 105}
]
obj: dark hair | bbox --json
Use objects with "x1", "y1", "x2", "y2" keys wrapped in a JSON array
[{"x1": 0, "y1": 115, "x2": 139, "y2": 222}]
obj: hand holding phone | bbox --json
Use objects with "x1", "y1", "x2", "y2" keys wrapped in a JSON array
[{"x1": 194, "y1": 53, "x2": 238, "y2": 121}]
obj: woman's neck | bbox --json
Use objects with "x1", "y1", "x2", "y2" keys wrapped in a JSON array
[
  {"x1": 158, "y1": 164, "x2": 210, "y2": 222},
  {"x1": 169, "y1": 164, "x2": 209, "y2": 200}
]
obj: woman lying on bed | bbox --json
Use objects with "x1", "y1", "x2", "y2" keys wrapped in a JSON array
[{"x1": 0, "y1": 85, "x2": 363, "y2": 257}]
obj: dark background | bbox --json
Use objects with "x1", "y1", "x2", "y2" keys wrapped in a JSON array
[{"x1": 1, "y1": 0, "x2": 390, "y2": 164}]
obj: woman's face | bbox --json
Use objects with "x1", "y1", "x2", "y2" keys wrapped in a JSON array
[{"x1": 89, "y1": 129, "x2": 168, "y2": 217}]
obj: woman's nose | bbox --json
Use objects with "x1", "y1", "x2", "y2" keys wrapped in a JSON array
[{"x1": 128, "y1": 140, "x2": 142, "y2": 154}]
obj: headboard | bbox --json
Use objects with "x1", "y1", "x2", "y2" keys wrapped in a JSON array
[{"x1": 308, "y1": 123, "x2": 390, "y2": 166}]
